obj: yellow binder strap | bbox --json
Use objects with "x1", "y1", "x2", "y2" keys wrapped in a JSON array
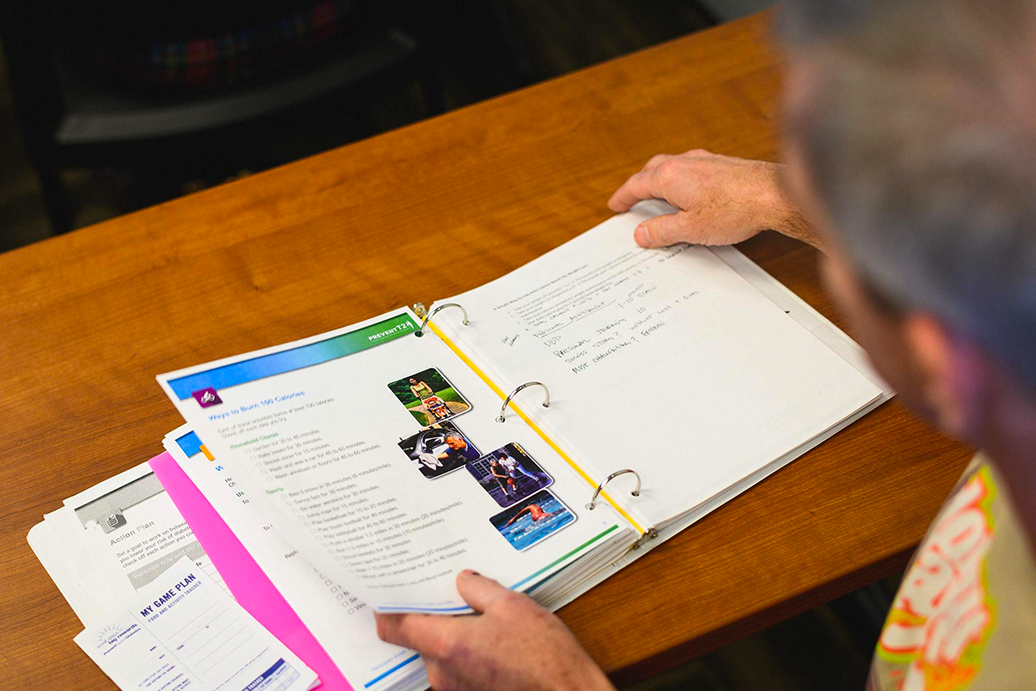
[{"x1": 429, "y1": 322, "x2": 645, "y2": 535}]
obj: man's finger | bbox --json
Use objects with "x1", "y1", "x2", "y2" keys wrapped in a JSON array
[
  {"x1": 607, "y1": 169, "x2": 665, "y2": 213},
  {"x1": 374, "y1": 613, "x2": 418, "y2": 648},
  {"x1": 375, "y1": 612, "x2": 463, "y2": 654},
  {"x1": 634, "y1": 213, "x2": 685, "y2": 248},
  {"x1": 641, "y1": 153, "x2": 672, "y2": 172},
  {"x1": 456, "y1": 570, "x2": 511, "y2": 613}
]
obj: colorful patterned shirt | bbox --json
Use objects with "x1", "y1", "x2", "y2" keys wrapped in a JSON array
[{"x1": 869, "y1": 456, "x2": 1036, "y2": 690}]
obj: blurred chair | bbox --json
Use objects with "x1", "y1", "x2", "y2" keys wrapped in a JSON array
[
  {"x1": 698, "y1": 0, "x2": 775, "y2": 22},
  {"x1": 0, "y1": 2, "x2": 439, "y2": 233}
]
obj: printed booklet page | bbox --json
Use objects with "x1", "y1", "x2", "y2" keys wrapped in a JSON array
[{"x1": 158, "y1": 311, "x2": 629, "y2": 613}]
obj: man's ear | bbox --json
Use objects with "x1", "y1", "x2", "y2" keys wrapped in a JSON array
[{"x1": 902, "y1": 313, "x2": 991, "y2": 438}]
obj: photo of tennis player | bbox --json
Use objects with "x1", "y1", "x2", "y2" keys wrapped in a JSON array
[
  {"x1": 397, "y1": 422, "x2": 481, "y2": 479},
  {"x1": 466, "y1": 443, "x2": 552, "y2": 507},
  {"x1": 489, "y1": 490, "x2": 576, "y2": 552},
  {"x1": 388, "y1": 367, "x2": 471, "y2": 427}
]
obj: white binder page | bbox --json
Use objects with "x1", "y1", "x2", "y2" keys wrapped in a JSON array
[
  {"x1": 39, "y1": 463, "x2": 229, "y2": 615},
  {"x1": 434, "y1": 201, "x2": 884, "y2": 527},
  {"x1": 157, "y1": 310, "x2": 624, "y2": 613}
]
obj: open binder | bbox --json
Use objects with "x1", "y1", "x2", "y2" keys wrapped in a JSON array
[{"x1": 153, "y1": 200, "x2": 889, "y2": 620}]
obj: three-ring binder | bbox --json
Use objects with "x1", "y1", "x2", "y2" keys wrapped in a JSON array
[
  {"x1": 412, "y1": 301, "x2": 654, "y2": 545},
  {"x1": 414, "y1": 302, "x2": 468, "y2": 337},
  {"x1": 496, "y1": 382, "x2": 550, "y2": 423},
  {"x1": 586, "y1": 468, "x2": 655, "y2": 548},
  {"x1": 586, "y1": 469, "x2": 641, "y2": 510}
]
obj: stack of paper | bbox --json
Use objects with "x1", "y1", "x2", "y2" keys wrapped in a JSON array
[
  {"x1": 28, "y1": 462, "x2": 321, "y2": 691},
  {"x1": 29, "y1": 202, "x2": 891, "y2": 691}
]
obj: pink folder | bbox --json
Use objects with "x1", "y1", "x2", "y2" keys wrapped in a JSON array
[{"x1": 149, "y1": 452, "x2": 353, "y2": 691}]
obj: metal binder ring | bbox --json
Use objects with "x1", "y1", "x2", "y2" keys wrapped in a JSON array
[
  {"x1": 495, "y1": 381, "x2": 550, "y2": 423},
  {"x1": 586, "y1": 469, "x2": 641, "y2": 510},
  {"x1": 415, "y1": 303, "x2": 469, "y2": 337}
]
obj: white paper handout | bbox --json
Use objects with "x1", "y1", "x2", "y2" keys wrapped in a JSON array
[
  {"x1": 75, "y1": 556, "x2": 317, "y2": 691},
  {"x1": 44, "y1": 462, "x2": 228, "y2": 617}
]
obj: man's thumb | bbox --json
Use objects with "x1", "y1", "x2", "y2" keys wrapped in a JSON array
[
  {"x1": 634, "y1": 213, "x2": 684, "y2": 248},
  {"x1": 456, "y1": 570, "x2": 509, "y2": 613}
]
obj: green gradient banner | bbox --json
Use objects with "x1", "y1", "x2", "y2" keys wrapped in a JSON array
[{"x1": 167, "y1": 313, "x2": 417, "y2": 399}]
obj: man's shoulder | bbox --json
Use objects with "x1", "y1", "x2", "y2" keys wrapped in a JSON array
[{"x1": 869, "y1": 453, "x2": 1036, "y2": 690}]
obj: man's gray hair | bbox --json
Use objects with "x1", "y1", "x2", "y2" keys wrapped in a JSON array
[
  {"x1": 782, "y1": 0, "x2": 1036, "y2": 392},
  {"x1": 778, "y1": 0, "x2": 876, "y2": 45}
]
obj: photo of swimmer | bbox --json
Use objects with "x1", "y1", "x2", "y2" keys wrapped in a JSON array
[
  {"x1": 397, "y1": 422, "x2": 480, "y2": 479},
  {"x1": 489, "y1": 490, "x2": 576, "y2": 552},
  {"x1": 466, "y1": 443, "x2": 552, "y2": 507},
  {"x1": 388, "y1": 367, "x2": 471, "y2": 427}
]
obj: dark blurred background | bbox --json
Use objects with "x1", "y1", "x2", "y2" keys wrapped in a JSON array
[{"x1": 0, "y1": 0, "x2": 774, "y2": 253}]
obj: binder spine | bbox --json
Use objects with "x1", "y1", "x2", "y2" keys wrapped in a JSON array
[{"x1": 631, "y1": 527, "x2": 659, "y2": 550}]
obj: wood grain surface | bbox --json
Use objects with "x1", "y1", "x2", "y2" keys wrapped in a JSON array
[{"x1": 0, "y1": 12, "x2": 971, "y2": 688}]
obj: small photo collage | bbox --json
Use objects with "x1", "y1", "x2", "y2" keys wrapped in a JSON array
[{"x1": 389, "y1": 367, "x2": 575, "y2": 551}]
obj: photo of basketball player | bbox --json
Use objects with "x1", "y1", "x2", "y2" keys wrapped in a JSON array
[
  {"x1": 397, "y1": 422, "x2": 480, "y2": 479},
  {"x1": 489, "y1": 490, "x2": 576, "y2": 552},
  {"x1": 388, "y1": 367, "x2": 471, "y2": 426},
  {"x1": 466, "y1": 443, "x2": 552, "y2": 507}
]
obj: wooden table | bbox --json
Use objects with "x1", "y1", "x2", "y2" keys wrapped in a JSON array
[{"x1": 0, "y1": 11, "x2": 971, "y2": 688}]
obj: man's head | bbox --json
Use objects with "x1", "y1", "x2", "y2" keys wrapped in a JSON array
[
  {"x1": 445, "y1": 433, "x2": 466, "y2": 450},
  {"x1": 779, "y1": 0, "x2": 1036, "y2": 453}
]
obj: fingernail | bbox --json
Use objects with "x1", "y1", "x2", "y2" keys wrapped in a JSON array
[
  {"x1": 464, "y1": 570, "x2": 480, "y2": 577},
  {"x1": 634, "y1": 225, "x2": 648, "y2": 247}
]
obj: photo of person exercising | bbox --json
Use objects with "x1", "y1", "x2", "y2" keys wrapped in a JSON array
[
  {"x1": 397, "y1": 422, "x2": 480, "y2": 479},
  {"x1": 497, "y1": 451, "x2": 541, "y2": 484},
  {"x1": 489, "y1": 459, "x2": 514, "y2": 498},
  {"x1": 488, "y1": 490, "x2": 576, "y2": 552},
  {"x1": 466, "y1": 443, "x2": 552, "y2": 507},
  {"x1": 419, "y1": 432, "x2": 480, "y2": 471},
  {"x1": 408, "y1": 377, "x2": 433, "y2": 401},
  {"x1": 502, "y1": 502, "x2": 561, "y2": 528},
  {"x1": 388, "y1": 368, "x2": 472, "y2": 426}
]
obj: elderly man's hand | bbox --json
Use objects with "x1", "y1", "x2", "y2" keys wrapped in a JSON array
[
  {"x1": 375, "y1": 570, "x2": 616, "y2": 691},
  {"x1": 608, "y1": 149, "x2": 819, "y2": 250}
]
